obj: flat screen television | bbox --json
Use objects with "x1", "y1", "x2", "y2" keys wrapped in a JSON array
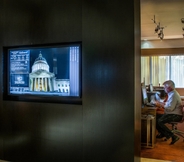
[{"x1": 3, "y1": 42, "x2": 82, "y2": 104}]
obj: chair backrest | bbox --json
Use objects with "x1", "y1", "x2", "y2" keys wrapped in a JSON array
[
  {"x1": 180, "y1": 103, "x2": 184, "y2": 122},
  {"x1": 168, "y1": 102, "x2": 184, "y2": 127}
]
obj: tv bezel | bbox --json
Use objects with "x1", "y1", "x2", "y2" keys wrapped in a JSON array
[{"x1": 3, "y1": 42, "x2": 82, "y2": 104}]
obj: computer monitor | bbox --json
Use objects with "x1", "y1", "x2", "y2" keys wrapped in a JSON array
[
  {"x1": 141, "y1": 84, "x2": 149, "y2": 105},
  {"x1": 150, "y1": 84, "x2": 153, "y2": 92}
]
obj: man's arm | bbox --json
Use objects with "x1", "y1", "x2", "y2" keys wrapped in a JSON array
[{"x1": 155, "y1": 101, "x2": 165, "y2": 108}]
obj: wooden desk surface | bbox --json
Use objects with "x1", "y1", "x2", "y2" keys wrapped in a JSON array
[
  {"x1": 143, "y1": 106, "x2": 157, "y2": 109},
  {"x1": 142, "y1": 107, "x2": 157, "y2": 116}
]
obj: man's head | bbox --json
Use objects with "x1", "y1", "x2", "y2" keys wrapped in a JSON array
[{"x1": 163, "y1": 80, "x2": 175, "y2": 93}]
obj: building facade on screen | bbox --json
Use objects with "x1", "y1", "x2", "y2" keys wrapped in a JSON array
[
  {"x1": 9, "y1": 46, "x2": 79, "y2": 96},
  {"x1": 29, "y1": 52, "x2": 70, "y2": 94}
]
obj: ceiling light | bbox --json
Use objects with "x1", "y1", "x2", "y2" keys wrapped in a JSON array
[
  {"x1": 181, "y1": 18, "x2": 184, "y2": 23},
  {"x1": 152, "y1": 15, "x2": 165, "y2": 40},
  {"x1": 158, "y1": 28, "x2": 164, "y2": 40},
  {"x1": 181, "y1": 19, "x2": 184, "y2": 38}
]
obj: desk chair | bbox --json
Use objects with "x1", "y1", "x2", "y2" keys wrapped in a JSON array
[
  {"x1": 168, "y1": 106, "x2": 184, "y2": 141},
  {"x1": 169, "y1": 120, "x2": 184, "y2": 141}
]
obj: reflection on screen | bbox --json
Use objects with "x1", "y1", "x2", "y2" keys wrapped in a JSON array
[
  {"x1": 143, "y1": 88, "x2": 147, "y2": 100},
  {"x1": 142, "y1": 85, "x2": 148, "y2": 104},
  {"x1": 150, "y1": 84, "x2": 153, "y2": 92}
]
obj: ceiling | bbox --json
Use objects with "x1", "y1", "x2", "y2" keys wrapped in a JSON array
[{"x1": 141, "y1": 0, "x2": 184, "y2": 40}]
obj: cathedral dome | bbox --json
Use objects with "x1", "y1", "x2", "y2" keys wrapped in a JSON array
[
  {"x1": 35, "y1": 52, "x2": 47, "y2": 62},
  {"x1": 32, "y1": 52, "x2": 49, "y2": 72}
]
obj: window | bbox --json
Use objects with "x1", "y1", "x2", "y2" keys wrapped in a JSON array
[{"x1": 141, "y1": 55, "x2": 184, "y2": 87}]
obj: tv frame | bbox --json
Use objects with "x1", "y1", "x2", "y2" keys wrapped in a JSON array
[{"x1": 3, "y1": 42, "x2": 82, "y2": 104}]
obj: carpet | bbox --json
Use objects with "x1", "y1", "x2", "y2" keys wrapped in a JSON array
[{"x1": 141, "y1": 158, "x2": 174, "y2": 162}]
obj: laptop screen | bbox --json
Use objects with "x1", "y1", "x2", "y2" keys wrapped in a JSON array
[{"x1": 142, "y1": 84, "x2": 149, "y2": 105}]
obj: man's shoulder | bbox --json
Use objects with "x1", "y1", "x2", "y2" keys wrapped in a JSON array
[{"x1": 169, "y1": 90, "x2": 180, "y2": 99}]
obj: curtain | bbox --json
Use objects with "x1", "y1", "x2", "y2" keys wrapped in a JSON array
[
  {"x1": 171, "y1": 56, "x2": 184, "y2": 87},
  {"x1": 141, "y1": 56, "x2": 169, "y2": 86},
  {"x1": 141, "y1": 57, "x2": 150, "y2": 84},
  {"x1": 141, "y1": 54, "x2": 184, "y2": 87}
]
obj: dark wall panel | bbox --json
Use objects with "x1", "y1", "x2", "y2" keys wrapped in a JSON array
[
  {"x1": 82, "y1": 1, "x2": 138, "y2": 162},
  {"x1": 1, "y1": 0, "x2": 83, "y2": 162},
  {"x1": 0, "y1": 0, "x2": 141, "y2": 162},
  {"x1": 2, "y1": 102, "x2": 83, "y2": 162},
  {"x1": 2, "y1": 0, "x2": 82, "y2": 46}
]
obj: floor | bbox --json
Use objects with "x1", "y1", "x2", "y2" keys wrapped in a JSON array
[
  {"x1": 141, "y1": 122, "x2": 184, "y2": 162},
  {"x1": 141, "y1": 158, "x2": 173, "y2": 162},
  {"x1": 0, "y1": 158, "x2": 174, "y2": 162}
]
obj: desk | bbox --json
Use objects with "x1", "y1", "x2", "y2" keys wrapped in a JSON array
[
  {"x1": 141, "y1": 107, "x2": 157, "y2": 148},
  {"x1": 141, "y1": 107, "x2": 157, "y2": 116}
]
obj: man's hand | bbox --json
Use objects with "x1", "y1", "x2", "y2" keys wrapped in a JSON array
[
  {"x1": 155, "y1": 102, "x2": 165, "y2": 114},
  {"x1": 156, "y1": 107, "x2": 164, "y2": 111},
  {"x1": 155, "y1": 101, "x2": 165, "y2": 108}
]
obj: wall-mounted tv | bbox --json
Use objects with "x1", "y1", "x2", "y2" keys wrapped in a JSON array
[{"x1": 3, "y1": 42, "x2": 82, "y2": 104}]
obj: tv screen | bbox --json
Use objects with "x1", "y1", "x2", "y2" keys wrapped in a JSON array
[{"x1": 3, "y1": 42, "x2": 82, "y2": 104}]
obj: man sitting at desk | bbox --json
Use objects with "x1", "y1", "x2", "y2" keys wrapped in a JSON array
[{"x1": 155, "y1": 80, "x2": 183, "y2": 145}]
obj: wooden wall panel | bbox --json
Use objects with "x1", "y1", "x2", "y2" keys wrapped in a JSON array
[{"x1": 141, "y1": 48, "x2": 184, "y2": 56}]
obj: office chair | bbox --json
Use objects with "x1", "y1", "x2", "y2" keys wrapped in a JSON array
[
  {"x1": 169, "y1": 120, "x2": 184, "y2": 140},
  {"x1": 168, "y1": 105, "x2": 184, "y2": 141}
]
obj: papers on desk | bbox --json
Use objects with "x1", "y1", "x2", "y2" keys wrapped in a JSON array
[
  {"x1": 150, "y1": 92, "x2": 164, "y2": 104},
  {"x1": 150, "y1": 95, "x2": 156, "y2": 104},
  {"x1": 155, "y1": 93, "x2": 161, "y2": 101}
]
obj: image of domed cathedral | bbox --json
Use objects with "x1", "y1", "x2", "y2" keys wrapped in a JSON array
[{"x1": 29, "y1": 52, "x2": 70, "y2": 94}]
